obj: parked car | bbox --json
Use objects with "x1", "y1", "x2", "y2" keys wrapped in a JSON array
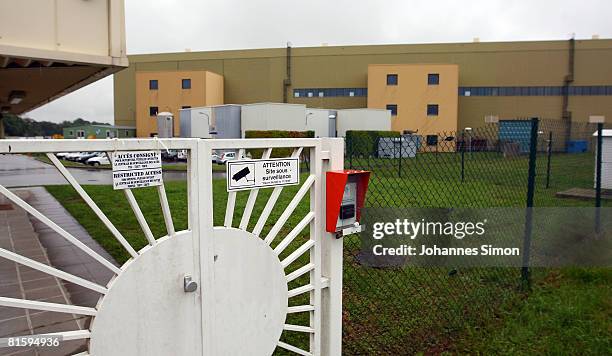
[
  {"x1": 211, "y1": 154, "x2": 220, "y2": 164},
  {"x1": 65, "y1": 152, "x2": 86, "y2": 161},
  {"x1": 76, "y1": 152, "x2": 102, "y2": 163},
  {"x1": 161, "y1": 150, "x2": 178, "y2": 161},
  {"x1": 218, "y1": 151, "x2": 237, "y2": 165},
  {"x1": 176, "y1": 150, "x2": 187, "y2": 161},
  {"x1": 55, "y1": 152, "x2": 70, "y2": 159},
  {"x1": 86, "y1": 155, "x2": 110, "y2": 166}
]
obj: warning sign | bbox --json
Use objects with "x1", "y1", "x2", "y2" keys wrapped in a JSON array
[
  {"x1": 227, "y1": 158, "x2": 300, "y2": 192},
  {"x1": 112, "y1": 151, "x2": 163, "y2": 190}
]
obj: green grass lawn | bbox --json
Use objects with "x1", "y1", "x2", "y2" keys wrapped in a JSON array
[
  {"x1": 45, "y1": 151, "x2": 610, "y2": 354},
  {"x1": 450, "y1": 268, "x2": 612, "y2": 355}
]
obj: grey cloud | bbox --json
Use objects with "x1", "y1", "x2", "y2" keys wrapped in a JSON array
[{"x1": 26, "y1": 0, "x2": 612, "y2": 123}]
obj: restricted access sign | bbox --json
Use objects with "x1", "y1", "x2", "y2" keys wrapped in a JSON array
[
  {"x1": 227, "y1": 158, "x2": 300, "y2": 192},
  {"x1": 112, "y1": 151, "x2": 163, "y2": 190}
]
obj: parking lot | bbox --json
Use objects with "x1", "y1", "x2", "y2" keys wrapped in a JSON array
[{"x1": 0, "y1": 154, "x2": 190, "y2": 187}]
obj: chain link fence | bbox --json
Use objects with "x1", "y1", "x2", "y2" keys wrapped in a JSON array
[{"x1": 341, "y1": 118, "x2": 609, "y2": 354}]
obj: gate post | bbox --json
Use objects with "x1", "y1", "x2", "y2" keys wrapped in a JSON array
[
  {"x1": 194, "y1": 139, "x2": 216, "y2": 355},
  {"x1": 320, "y1": 138, "x2": 344, "y2": 356}
]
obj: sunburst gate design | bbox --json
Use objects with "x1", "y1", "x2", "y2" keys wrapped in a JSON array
[{"x1": 0, "y1": 138, "x2": 341, "y2": 356}]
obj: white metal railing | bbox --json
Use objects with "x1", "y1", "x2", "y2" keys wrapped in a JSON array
[{"x1": 0, "y1": 137, "x2": 343, "y2": 356}]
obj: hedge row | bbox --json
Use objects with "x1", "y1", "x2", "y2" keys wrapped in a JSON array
[
  {"x1": 244, "y1": 130, "x2": 315, "y2": 158},
  {"x1": 346, "y1": 130, "x2": 400, "y2": 157}
]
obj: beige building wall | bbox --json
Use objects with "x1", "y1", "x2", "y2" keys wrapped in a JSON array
[
  {"x1": 367, "y1": 64, "x2": 458, "y2": 135},
  {"x1": 115, "y1": 39, "x2": 612, "y2": 134},
  {"x1": 135, "y1": 70, "x2": 223, "y2": 137}
]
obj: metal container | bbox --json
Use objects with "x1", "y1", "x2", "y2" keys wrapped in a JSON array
[
  {"x1": 594, "y1": 129, "x2": 612, "y2": 189},
  {"x1": 179, "y1": 105, "x2": 242, "y2": 139},
  {"x1": 378, "y1": 135, "x2": 420, "y2": 158},
  {"x1": 306, "y1": 109, "x2": 335, "y2": 137},
  {"x1": 241, "y1": 103, "x2": 306, "y2": 137},
  {"x1": 179, "y1": 107, "x2": 212, "y2": 139},
  {"x1": 336, "y1": 109, "x2": 392, "y2": 138},
  {"x1": 156, "y1": 112, "x2": 174, "y2": 138},
  {"x1": 213, "y1": 105, "x2": 242, "y2": 139}
]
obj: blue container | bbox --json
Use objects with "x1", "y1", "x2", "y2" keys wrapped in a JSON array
[
  {"x1": 566, "y1": 140, "x2": 588, "y2": 153},
  {"x1": 498, "y1": 120, "x2": 532, "y2": 153}
]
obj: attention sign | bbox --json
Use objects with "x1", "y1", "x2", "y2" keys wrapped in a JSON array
[
  {"x1": 227, "y1": 158, "x2": 300, "y2": 192},
  {"x1": 112, "y1": 151, "x2": 163, "y2": 190}
]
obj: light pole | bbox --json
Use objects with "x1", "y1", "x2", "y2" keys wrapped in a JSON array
[
  {"x1": 198, "y1": 112, "x2": 217, "y2": 136},
  {"x1": 465, "y1": 127, "x2": 473, "y2": 158}
]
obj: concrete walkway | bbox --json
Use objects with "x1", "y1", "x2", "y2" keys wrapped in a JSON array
[{"x1": 0, "y1": 188, "x2": 117, "y2": 356}]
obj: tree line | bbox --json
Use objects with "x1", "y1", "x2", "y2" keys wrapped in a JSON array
[{"x1": 1, "y1": 114, "x2": 109, "y2": 137}]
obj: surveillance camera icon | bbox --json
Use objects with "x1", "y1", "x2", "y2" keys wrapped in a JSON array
[{"x1": 232, "y1": 167, "x2": 251, "y2": 182}]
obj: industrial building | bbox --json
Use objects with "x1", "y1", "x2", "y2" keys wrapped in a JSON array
[
  {"x1": 114, "y1": 38, "x2": 612, "y2": 138},
  {"x1": 367, "y1": 64, "x2": 459, "y2": 135},
  {"x1": 63, "y1": 124, "x2": 136, "y2": 139},
  {"x1": 136, "y1": 70, "x2": 223, "y2": 137}
]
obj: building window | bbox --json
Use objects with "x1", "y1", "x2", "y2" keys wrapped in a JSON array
[
  {"x1": 77, "y1": 130, "x2": 85, "y2": 138},
  {"x1": 182, "y1": 106, "x2": 191, "y2": 109},
  {"x1": 387, "y1": 74, "x2": 398, "y2": 85},
  {"x1": 68, "y1": 130, "x2": 73, "y2": 136},
  {"x1": 149, "y1": 80, "x2": 158, "y2": 90},
  {"x1": 428, "y1": 74, "x2": 440, "y2": 85},
  {"x1": 149, "y1": 106, "x2": 158, "y2": 117},
  {"x1": 427, "y1": 104, "x2": 439, "y2": 116},
  {"x1": 125, "y1": 130, "x2": 129, "y2": 136},
  {"x1": 386, "y1": 104, "x2": 398, "y2": 116},
  {"x1": 182, "y1": 79, "x2": 191, "y2": 89},
  {"x1": 106, "y1": 130, "x2": 111, "y2": 138},
  {"x1": 292, "y1": 87, "x2": 368, "y2": 97}
]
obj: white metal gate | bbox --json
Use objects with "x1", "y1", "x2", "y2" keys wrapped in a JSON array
[{"x1": 0, "y1": 138, "x2": 344, "y2": 356}]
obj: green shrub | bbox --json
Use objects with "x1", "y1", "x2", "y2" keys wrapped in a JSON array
[
  {"x1": 245, "y1": 130, "x2": 315, "y2": 158},
  {"x1": 346, "y1": 130, "x2": 400, "y2": 157}
]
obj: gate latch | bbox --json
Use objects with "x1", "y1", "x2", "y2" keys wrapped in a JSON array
[{"x1": 183, "y1": 274, "x2": 198, "y2": 293}]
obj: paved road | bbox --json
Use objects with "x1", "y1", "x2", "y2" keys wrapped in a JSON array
[{"x1": 0, "y1": 154, "x2": 190, "y2": 187}]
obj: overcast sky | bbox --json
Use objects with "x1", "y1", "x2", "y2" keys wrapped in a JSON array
[{"x1": 26, "y1": 0, "x2": 612, "y2": 124}]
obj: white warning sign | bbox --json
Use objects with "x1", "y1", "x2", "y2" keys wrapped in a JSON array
[
  {"x1": 112, "y1": 151, "x2": 163, "y2": 190},
  {"x1": 227, "y1": 158, "x2": 300, "y2": 192}
]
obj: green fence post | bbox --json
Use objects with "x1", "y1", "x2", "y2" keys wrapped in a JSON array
[
  {"x1": 461, "y1": 131, "x2": 466, "y2": 183},
  {"x1": 595, "y1": 123, "x2": 603, "y2": 235},
  {"x1": 545, "y1": 131, "x2": 553, "y2": 189},
  {"x1": 398, "y1": 137, "x2": 402, "y2": 178},
  {"x1": 521, "y1": 117, "x2": 539, "y2": 288}
]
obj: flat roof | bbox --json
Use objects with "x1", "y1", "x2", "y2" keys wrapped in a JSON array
[
  {"x1": 65, "y1": 124, "x2": 135, "y2": 130},
  {"x1": 242, "y1": 102, "x2": 305, "y2": 107},
  {"x1": 126, "y1": 39, "x2": 612, "y2": 63}
]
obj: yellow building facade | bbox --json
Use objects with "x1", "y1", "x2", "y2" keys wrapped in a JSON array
[
  {"x1": 367, "y1": 64, "x2": 458, "y2": 135},
  {"x1": 135, "y1": 70, "x2": 223, "y2": 137},
  {"x1": 115, "y1": 39, "x2": 612, "y2": 138}
]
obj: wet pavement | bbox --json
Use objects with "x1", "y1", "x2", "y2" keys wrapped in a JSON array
[
  {"x1": 0, "y1": 155, "x2": 192, "y2": 188},
  {"x1": 0, "y1": 190, "x2": 90, "y2": 355}
]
